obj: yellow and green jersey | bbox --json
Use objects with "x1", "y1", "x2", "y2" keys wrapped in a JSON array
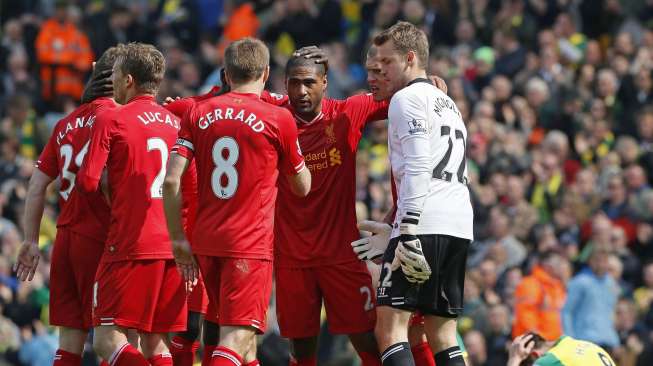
[{"x1": 535, "y1": 336, "x2": 615, "y2": 366}]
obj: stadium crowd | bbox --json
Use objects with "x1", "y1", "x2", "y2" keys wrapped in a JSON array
[{"x1": 1, "y1": 0, "x2": 653, "y2": 365}]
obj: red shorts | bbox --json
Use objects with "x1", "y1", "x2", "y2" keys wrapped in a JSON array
[
  {"x1": 50, "y1": 228, "x2": 104, "y2": 329},
  {"x1": 196, "y1": 255, "x2": 272, "y2": 333},
  {"x1": 275, "y1": 261, "x2": 376, "y2": 338},
  {"x1": 188, "y1": 274, "x2": 209, "y2": 314},
  {"x1": 92, "y1": 259, "x2": 187, "y2": 333}
]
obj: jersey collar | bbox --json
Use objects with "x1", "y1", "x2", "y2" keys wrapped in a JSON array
[
  {"x1": 294, "y1": 111, "x2": 324, "y2": 125},
  {"x1": 406, "y1": 78, "x2": 433, "y2": 87},
  {"x1": 127, "y1": 94, "x2": 156, "y2": 104}
]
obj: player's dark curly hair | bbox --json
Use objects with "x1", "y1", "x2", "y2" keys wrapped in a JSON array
[{"x1": 520, "y1": 332, "x2": 546, "y2": 366}]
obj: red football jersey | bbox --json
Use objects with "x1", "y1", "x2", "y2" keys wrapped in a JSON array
[
  {"x1": 275, "y1": 94, "x2": 388, "y2": 268},
  {"x1": 77, "y1": 95, "x2": 181, "y2": 262},
  {"x1": 173, "y1": 92, "x2": 305, "y2": 260},
  {"x1": 165, "y1": 87, "x2": 289, "y2": 241},
  {"x1": 36, "y1": 97, "x2": 115, "y2": 242}
]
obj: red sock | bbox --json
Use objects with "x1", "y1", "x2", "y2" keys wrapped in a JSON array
[
  {"x1": 411, "y1": 342, "x2": 435, "y2": 366},
  {"x1": 289, "y1": 355, "x2": 317, "y2": 366},
  {"x1": 100, "y1": 362, "x2": 110, "y2": 366},
  {"x1": 111, "y1": 343, "x2": 150, "y2": 366},
  {"x1": 244, "y1": 361, "x2": 259, "y2": 366},
  {"x1": 148, "y1": 353, "x2": 173, "y2": 366},
  {"x1": 211, "y1": 346, "x2": 243, "y2": 366},
  {"x1": 358, "y1": 351, "x2": 382, "y2": 366},
  {"x1": 170, "y1": 336, "x2": 199, "y2": 366},
  {"x1": 201, "y1": 345, "x2": 217, "y2": 366},
  {"x1": 53, "y1": 349, "x2": 82, "y2": 366}
]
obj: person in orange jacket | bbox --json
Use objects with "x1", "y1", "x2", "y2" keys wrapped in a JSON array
[
  {"x1": 35, "y1": 0, "x2": 93, "y2": 103},
  {"x1": 512, "y1": 250, "x2": 568, "y2": 340}
]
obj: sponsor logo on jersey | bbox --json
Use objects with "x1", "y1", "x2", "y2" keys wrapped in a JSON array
[
  {"x1": 329, "y1": 147, "x2": 341, "y2": 166},
  {"x1": 303, "y1": 147, "x2": 342, "y2": 171},
  {"x1": 407, "y1": 118, "x2": 428, "y2": 135}
]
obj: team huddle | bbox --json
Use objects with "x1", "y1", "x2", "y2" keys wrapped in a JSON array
[{"x1": 13, "y1": 21, "x2": 473, "y2": 366}]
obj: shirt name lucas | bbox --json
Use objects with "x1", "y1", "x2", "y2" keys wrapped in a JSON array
[
  {"x1": 57, "y1": 115, "x2": 96, "y2": 145},
  {"x1": 136, "y1": 111, "x2": 180, "y2": 129},
  {"x1": 196, "y1": 107, "x2": 266, "y2": 133}
]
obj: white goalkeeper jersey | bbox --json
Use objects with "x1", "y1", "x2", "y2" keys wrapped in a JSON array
[{"x1": 388, "y1": 79, "x2": 473, "y2": 240}]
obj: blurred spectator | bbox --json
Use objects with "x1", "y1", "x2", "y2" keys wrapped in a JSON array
[
  {"x1": 484, "y1": 303, "x2": 511, "y2": 366},
  {"x1": 35, "y1": 1, "x2": 93, "y2": 106},
  {"x1": 503, "y1": 175, "x2": 538, "y2": 241},
  {"x1": 464, "y1": 329, "x2": 488, "y2": 366},
  {"x1": 613, "y1": 298, "x2": 648, "y2": 366},
  {"x1": 563, "y1": 245, "x2": 620, "y2": 350},
  {"x1": 634, "y1": 261, "x2": 653, "y2": 316},
  {"x1": 530, "y1": 150, "x2": 564, "y2": 222},
  {"x1": 17, "y1": 321, "x2": 57, "y2": 366},
  {"x1": 512, "y1": 251, "x2": 566, "y2": 341},
  {"x1": 0, "y1": 94, "x2": 48, "y2": 161}
]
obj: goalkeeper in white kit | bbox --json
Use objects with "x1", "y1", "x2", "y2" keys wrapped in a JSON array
[{"x1": 353, "y1": 21, "x2": 473, "y2": 366}]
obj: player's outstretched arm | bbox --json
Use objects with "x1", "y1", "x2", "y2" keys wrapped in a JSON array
[
  {"x1": 286, "y1": 167, "x2": 311, "y2": 197},
  {"x1": 15, "y1": 170, "x2": 54, "y2": 281},
  {"x1": 163, "y1": 153, "x2": 198, "y2": 284}
]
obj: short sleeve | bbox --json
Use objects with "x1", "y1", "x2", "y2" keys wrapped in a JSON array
[
  {"x1": 275, "y1": 109, "x2": 305, "y2": 175},
  {"x1": 172, "y1": 108, "x2": 196, "y2": 160},
  {"x1": 76, "y1": 110, "x2": 114, "y2": 192},
  {"x1": 35, "y1": 136, "x2": 58, "y2": 179},
  {"x1": 261, "y1": 91, "x2": 289, "y2": 106}
]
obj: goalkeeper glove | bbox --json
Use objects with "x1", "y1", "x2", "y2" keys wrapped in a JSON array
[
  {"x1": 392, "y1": 212, "x2": 431, "y2": 284},
  {"x1": 351, "y1": 220, "x2": 392, "y2": 261}
]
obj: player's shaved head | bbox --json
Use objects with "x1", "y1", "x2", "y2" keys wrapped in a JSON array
[
  {"x1": 285, "y1": 55, "x2": 327, "y2": 77},
  {"x1": 93, "y1": 46, "x2": 122, "y2": 78},
  {"x1": 224, "y1": 37, "x2": 269, "y2": 85}
]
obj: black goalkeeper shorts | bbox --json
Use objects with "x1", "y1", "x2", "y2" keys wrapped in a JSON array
[{"x1": 376, "y1": 234, "x2": 470, "y2": 318}]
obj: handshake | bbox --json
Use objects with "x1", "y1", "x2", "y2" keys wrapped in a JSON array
[{"x1": 351, "y1": 220, "x2": 431, "y2": 284}]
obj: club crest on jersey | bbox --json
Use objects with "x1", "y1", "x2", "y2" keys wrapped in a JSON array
[
  {"x1": 407, "y1": 118, "x2": 428, "y2": 135},
  {"x1": 325, "y1": 123, "x2": 337, "y2": 145}
]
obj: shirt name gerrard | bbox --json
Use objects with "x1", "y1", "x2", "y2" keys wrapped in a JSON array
[
  {"x1": 197, "y1": 107, "x2": 265, "y2": 133},
  {"x1": 136, "y1": 111, "x2": 180, "y2": 129},
  {"x1": 56, "y1": 115, "x2": 96, "y2": 145}
]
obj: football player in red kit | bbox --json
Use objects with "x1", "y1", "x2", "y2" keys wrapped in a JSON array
[
  {"x1": 162, "y1": 38, "x2": 310, "y2": 366},
  {"x1": 163, "y1": 67, "x2": 297, "y2": 366},
  {"x1": 272, "y1": 53, "x2": 389, "y2": 366},
  {"x1": 77, "y1": 43, "x2": 187, "y2": 366},
  {"x1": 14, "y1": 47, "x2": 120, "y2": 366}
]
